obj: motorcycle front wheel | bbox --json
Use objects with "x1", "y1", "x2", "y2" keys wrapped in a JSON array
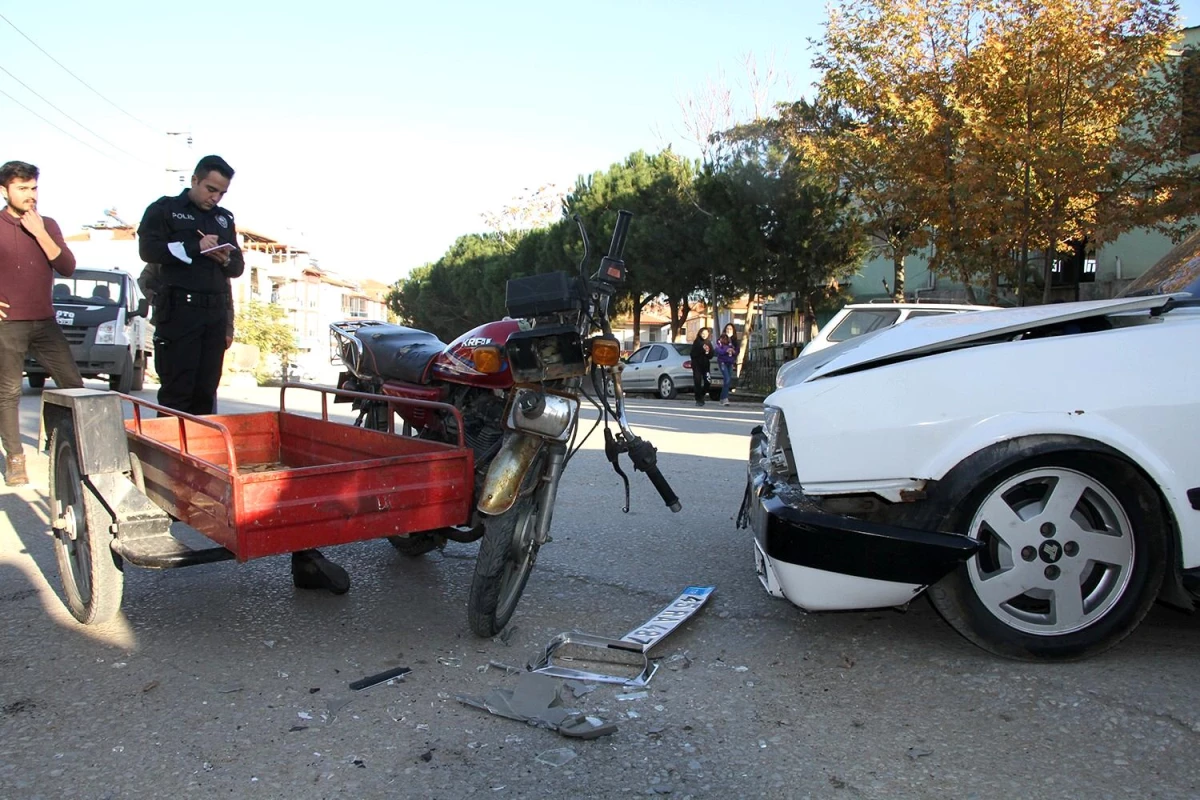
[{"x1": 467, "y1": 495, "x2": 540, "y2": 637}]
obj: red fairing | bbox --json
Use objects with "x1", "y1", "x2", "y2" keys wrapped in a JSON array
[{"x1": 431, "y1": 319, "x2": 521, "y2": 389}]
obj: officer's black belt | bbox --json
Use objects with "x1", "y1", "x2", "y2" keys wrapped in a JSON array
[{"x1": 168, "y1": 288, "x2": 229, "y2": 308}]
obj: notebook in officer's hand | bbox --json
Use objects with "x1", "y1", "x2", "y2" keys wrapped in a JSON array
[{"x1": 201, "y1": 242, "x2": 235, "y2": 254}]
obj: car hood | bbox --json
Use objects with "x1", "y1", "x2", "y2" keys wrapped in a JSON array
[{"x1": 777, "y1": 295, "x2": 1175, "y2": 388}]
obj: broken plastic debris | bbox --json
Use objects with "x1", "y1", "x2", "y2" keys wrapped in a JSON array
[
  {"x1": 487, "y1": 660, "x2": 523, "y2": 676},
  {"x1": 616, "y1": 691, "x2": 648, "y2": 701},
  {"x1": 457, "y1": 673, "x2": 617, "y2": 740},
  {"x1": 325, "y1": 697, "x2": 353, "y2": 718},
  {"x1": 298, "y1": 712, "x2": 313, "y2": 720},
  {"x1": 565, "y1": 680, "x2": 597, "y2": 699},
  {"x1": 535, "y1": 747, "x2": 577, "y2": 767},
  {"x1": 529, "y1": 586, "x2": 715, "y2": 687},
  {"x1": 437, "y1": 657, "x2": 462, "y2": 668},
  {"x1": 349, "y1": 666, "x2": 412, "y2": 691}
]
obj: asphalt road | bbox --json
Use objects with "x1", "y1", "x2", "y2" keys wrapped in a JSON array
[{"x1": 3, "y1": 381, "x2": 1200, "y2": 799}]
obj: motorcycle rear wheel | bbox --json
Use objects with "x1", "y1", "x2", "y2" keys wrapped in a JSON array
[{"x1": 467, "y1": 496, "x2": 540, "y2": 637}]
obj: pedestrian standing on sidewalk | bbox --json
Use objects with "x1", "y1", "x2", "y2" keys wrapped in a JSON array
[
  {"x1": 0, "y1": 161, "x2": 84, "y2": 487},
  {"x1": 716, "y1": 324, "x2": 739, "y2": 406},
  {"x1": 690, "y1": 327, "x2": 713, "y2": 406},
  {"x1": 137, "y1": 155, "x2": 244, "y2": 415}
]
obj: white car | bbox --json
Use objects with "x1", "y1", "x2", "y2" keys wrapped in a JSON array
[
  {"x1": 619, "y1": 342, "x2": 723, "y2": 401},
  {"x1": 802, "y1": 301, "x2": 997, "y2": 357},
  {"x1": 743, "y1": 285, "x2": 1200, "y2": 660}
]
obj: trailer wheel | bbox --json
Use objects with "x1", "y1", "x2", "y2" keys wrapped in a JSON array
[
  {"x1": 386, "y1": 533, "x2": 442, "y2": 556},
  {"x1": 49, "y1": 422, "x2": 124, "y2": 625}
]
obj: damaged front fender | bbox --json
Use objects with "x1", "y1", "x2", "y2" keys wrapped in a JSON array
[{"x1": 477, "y1": 433, "x2": 544, "y2": 516}]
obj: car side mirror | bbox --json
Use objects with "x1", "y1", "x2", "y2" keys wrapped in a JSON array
[{"x1": 135, "y1": 297, "x2": 150, "y2": 318}]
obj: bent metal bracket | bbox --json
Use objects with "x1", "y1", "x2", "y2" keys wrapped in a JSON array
[{"x1": 528, "y1": 586, "x2": 715, "y2": 688}]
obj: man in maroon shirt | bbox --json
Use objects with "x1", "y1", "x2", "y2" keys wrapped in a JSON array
[{"x1": 0, "y1": 161, "x2": 84, "y2": 487}]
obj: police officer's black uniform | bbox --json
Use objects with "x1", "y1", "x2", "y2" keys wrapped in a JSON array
[{"x1": 137, "y1": 190, "x2": 244, "y2": 415}]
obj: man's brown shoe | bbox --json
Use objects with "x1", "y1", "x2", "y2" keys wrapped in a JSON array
[{"x1": 5, "y1": 454, "x2": 28, "y2": 487}]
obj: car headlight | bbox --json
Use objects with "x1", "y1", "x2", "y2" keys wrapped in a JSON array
[
  {"x1": 95, "y1": 321, "x2": 116, "y2": 345},
  {"x1": 507, "y1": 389, "x2": 579, "y2": 442},
  {"x1": 762, "y1": 405, "x2": 782, "y2": 453},
  {"x1": 760, "y1": 404, "x2": 792, "y2": 479}
]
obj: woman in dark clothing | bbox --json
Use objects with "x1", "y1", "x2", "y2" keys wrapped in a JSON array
[
  {"x1": 716, "y1": 323, "x2": 739, "y2": 405},
  {"x1": 690, "y1": 327, "x2": 713, "y2": 406}
]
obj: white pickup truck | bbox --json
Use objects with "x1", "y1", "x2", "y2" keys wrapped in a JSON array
[{"x1": 25, "y1": 267, "x2": 153, "y2": 392}]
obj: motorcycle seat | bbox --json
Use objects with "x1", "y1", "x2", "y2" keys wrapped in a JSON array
[{"x1": 356, "y1": 324, "x2": 447, "y2": 384}]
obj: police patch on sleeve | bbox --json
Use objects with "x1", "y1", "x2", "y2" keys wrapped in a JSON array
[{"x1": 216, "y1": 215, "x2": 229, "y2": 229}]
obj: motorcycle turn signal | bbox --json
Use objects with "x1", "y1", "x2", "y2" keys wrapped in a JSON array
[
  {"x1": 589, "y1": 335, "x2": 621, "y2": 367},
  {"x1": 473, "y1": 345, "x2": 504, "y2": 374}
]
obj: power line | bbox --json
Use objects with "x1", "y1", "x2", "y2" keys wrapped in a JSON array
[
  {"x1": 0, "y1": 85, "x2": 124, "y2": 164},
  {"x1": 0, "y1": 11, "x2": 158, "y2": 133},
  {"x1": 0, "y1": 64, "x2": 155, "y2": 168}
]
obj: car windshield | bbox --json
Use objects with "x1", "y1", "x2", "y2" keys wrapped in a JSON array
[
  {"x1": 827, "y1": 309, "x2": 901, "y2": 342},
  {"x1": 1118, "y1": 236, "x2": 1200, "y2": 299},
  {"x1": 672, "y1": 343, "x2": 691, "y2": 356}
]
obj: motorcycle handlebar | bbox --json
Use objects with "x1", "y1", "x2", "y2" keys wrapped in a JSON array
[
  {"x1": 626, "y1": 437, "x2": 682, "y2": 513},
  {"x1": 607, "y1": 210, "x2": 632, "y2": 261},
  {"x1": 645, "y1": 463, "x2": 682, "y2": 513}
]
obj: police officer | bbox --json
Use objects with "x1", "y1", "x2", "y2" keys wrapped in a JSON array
[{"x1": 137, "y1": 155, "x2": 244, "y2": 415}]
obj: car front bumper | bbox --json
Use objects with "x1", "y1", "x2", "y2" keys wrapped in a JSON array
[{"x1": 743, "y1": 426, "x2": 980, "y2": 611}]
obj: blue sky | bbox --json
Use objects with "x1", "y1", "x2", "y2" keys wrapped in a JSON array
[{"x1": 2, "y1": 1, "x2": 1198, "y2": 284}]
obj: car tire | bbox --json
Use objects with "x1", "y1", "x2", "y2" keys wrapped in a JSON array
[
  {"x1": 657, "y1": 375, "x2": 677, "y2": 400},
  {"x1": 928, "y1": 452, "x2": 1166, "y2": 661},
  {"x1": 27, "y1": 374, "x2": 45, "y2": 389}
]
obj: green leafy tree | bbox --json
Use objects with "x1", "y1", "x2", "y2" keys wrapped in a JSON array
[
  {"x1": 566, "y1": 149, "x2": 715, "y2": 342},
  {"x1": 234, "y1": 300, "x2": 298, "y2": 380},
  {"x1": 698, "y1": 133, "x2": 868, "y2": 341}
]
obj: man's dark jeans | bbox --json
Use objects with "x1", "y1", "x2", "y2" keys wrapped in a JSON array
[{"x1": 0, "y1": 319, "x2": 83, "y2": 459}]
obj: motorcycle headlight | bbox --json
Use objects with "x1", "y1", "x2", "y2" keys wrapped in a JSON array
[
  {"x1": 506, "y1": 389, "x2": 579, "y2": 442},
  {"x1": 95, "y1": 321, "x2": 116, "y2": 345}
]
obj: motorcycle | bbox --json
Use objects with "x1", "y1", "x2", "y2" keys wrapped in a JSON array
[{"x1": 330, "y1": 210, "x2": 682, "y2": 636}]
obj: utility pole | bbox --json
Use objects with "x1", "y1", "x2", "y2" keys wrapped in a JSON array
[
  {"x1": 710, "y1": 270, "x2": 718, "y2": 330},
  {"x1": 165, "y1": 129, "x2": 193, "y2": 192}
]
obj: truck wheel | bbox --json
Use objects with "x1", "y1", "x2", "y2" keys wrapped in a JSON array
[
  {"x1": 928, "y1": 453, "x2": 1165, "y2": 661},
  {"x1": 27, "y1": 374, "x2": 45, "y2": 389},
  {"x1": 130, "y1": 355, "x2": 145, "y2": 391},
  {"x1": 49, "y1": 422, "x2": 124, "y2": 625},
  {"x1": 110, "y1": 370, "x2": 133, "y2": 393}
]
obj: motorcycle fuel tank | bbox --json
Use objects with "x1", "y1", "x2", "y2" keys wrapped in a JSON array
[{"x1": 431, "y1": 319, "x2": 522, "y2": 389}]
